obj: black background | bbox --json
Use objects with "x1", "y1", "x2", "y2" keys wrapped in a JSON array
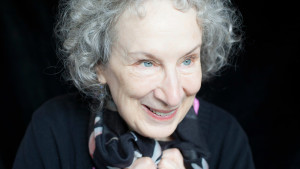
[{"x1": 0, "y1": 0, "x2": 299, "y2": 169}]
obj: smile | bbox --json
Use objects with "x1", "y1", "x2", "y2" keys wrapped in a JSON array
[
  {"x1": 143, "y1": 105, "x2": 177, "y2": 121},
  {"x1": 149, "y1": 107, "x2": 176, "y2": 117}
]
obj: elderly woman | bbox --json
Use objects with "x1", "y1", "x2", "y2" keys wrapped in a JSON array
[{"x1": 13, "y1": 0, "x2": 255, "y2": 169}]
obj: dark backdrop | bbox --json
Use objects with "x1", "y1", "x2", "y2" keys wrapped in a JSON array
[{"x1": 1, "y1": 0, "x2": 299, "y2": 169}]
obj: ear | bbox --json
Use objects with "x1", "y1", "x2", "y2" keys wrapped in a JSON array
[{"x1": 96, "y1": 66, "x2": 107, "y2": 84}]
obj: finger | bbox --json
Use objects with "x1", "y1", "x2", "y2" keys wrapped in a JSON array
[
  {"x1": 158, "y1": 148, "x2": 185, "y2": 169},
  {"x1": 126, "y1": 157, "x2": 156, "y2": 169},
  {"x1": 158, "y1": 158, "x2": 179, "y2": 169},
  {"x1": 162, "y1": 148, "x2": 184, "y2": 162}
]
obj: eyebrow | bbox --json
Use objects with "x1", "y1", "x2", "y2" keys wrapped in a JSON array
[
  {"x1": 128, "y1": 44, "x2": 201, "y2": 60},
  {"x1": 183, "y1": 44, "x2": 201, "y2": 56}
]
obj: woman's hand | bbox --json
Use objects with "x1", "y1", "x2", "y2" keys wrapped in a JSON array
[
  {"x1": 126, "y1": 157, "x2": 156, "y2": 169},
  {"x1": 158, "y1": 148, "x2": 185, "y2": 169},
  {"x1": 126, "y1": 148, "x2": 185, "y2": 169}
]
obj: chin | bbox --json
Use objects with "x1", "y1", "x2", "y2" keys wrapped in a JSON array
[{"x1": 138, "y1": 123, "x2": 178, "y2": 141}]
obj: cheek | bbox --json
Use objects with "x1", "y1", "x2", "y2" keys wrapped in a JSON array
[
  {"x1": 181, "y1": 72, "x2": 202, "y2": 95},
  {"x1": 109, "y1": 71, "x2": 160, "y2": 100},
  {"x1": 124, "y1": 71, "x2": 161, "y2": 98}
]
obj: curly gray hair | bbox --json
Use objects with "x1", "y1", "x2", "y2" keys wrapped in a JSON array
[{"x1": 55, "y1": 0, "x2": 242, "y2": 107}]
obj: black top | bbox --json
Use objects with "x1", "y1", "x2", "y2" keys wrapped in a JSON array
[{"x1": 13, "y1": 93, "x2": 255, "y2": 169}]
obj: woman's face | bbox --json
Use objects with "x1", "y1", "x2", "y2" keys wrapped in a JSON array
[{"x1": 97, "y1": 0, "x2": 202, "y2": 140}]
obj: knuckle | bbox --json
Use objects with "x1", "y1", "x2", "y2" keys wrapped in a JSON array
[
  {"x1": 170, "y1": 148, "x2": 182, "y2": 158},
  {"x1": 130, "y1": 157, "x2": 155, "y2": 169},
  {"x1": 141, "y1": 157, "x2": 155, "y2": 166},
  {"x1": 170, "y1": 148, "x2": 180, "y2": 154},
  {"x1": 157, "y1": 160, "x2": 166, "y2": 168}
]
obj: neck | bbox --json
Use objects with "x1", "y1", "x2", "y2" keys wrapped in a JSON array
[{"x1": 156, "y1": 136, "x2": 173, "y2": 141}]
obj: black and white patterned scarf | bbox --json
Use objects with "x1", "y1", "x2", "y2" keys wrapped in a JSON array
[{"x1": 88, "y1": 98, "x2": 209, "y2": 169}]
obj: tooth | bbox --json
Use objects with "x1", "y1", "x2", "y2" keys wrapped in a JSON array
[
  {"x1": 153, "y1": 110, "x2": 175, "y2": 117},
  {"x1": 147, "y1": 106, "x2": 175, "y2": 117}
]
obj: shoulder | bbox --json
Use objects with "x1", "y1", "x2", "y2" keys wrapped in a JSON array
[
  {"x1": 197, "y1": 98, "x2": 255, "y2": 169},
  {"x1": 32, "y1": 93, "x2": 91, "y2": 125},
  {"x1": 14, "y1": 93, "x2": 94, "y2": 169},
  {"x1": 29, "y1": 93, "x2": 92, "y2": 151},
  {"x1": 197, "y1": 98, "x2": 244, "y2": 137},
  {"x1": 197, "y1": 97, "x2": 248, "y2": 146}
]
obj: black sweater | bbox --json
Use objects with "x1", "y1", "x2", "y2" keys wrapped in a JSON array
[{"x1": 13, "y1": 93, "x2": 255, "y2": 169}]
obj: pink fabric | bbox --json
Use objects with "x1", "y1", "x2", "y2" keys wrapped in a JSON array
[
  {"x1": 88, "y1": 132, "x2": 96, "y2": 158},
  {"x1": 89, "y1": 117, "x2": 103, "y2": 158},
  {"x1": 193, "y1": 98, "x2": 200, "y2": 115}
]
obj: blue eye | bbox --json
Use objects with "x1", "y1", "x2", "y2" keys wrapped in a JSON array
[
  {"x1": 183, "y1": 59, "x2": 192, "y2": 66},
  {"x1": 143, "y1": 61, "x2": 153, "y2": 67}
]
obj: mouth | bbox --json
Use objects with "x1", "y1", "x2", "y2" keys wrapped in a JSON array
[{"x1": 143, "y1": 105, "x2": 177, "y2": 121}]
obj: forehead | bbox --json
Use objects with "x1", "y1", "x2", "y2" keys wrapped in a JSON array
[{"x1": 113, "y1": 0, "x2": 202, "y2": 55}]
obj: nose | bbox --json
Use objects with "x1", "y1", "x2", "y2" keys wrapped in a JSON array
[{"x1": 154, "y1": 68, "x2": 183, "y2": 107}]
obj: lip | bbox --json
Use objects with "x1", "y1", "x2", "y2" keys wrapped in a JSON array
[{"x1": 142, "y1": 105, "x2": 177, "y2": 121}]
